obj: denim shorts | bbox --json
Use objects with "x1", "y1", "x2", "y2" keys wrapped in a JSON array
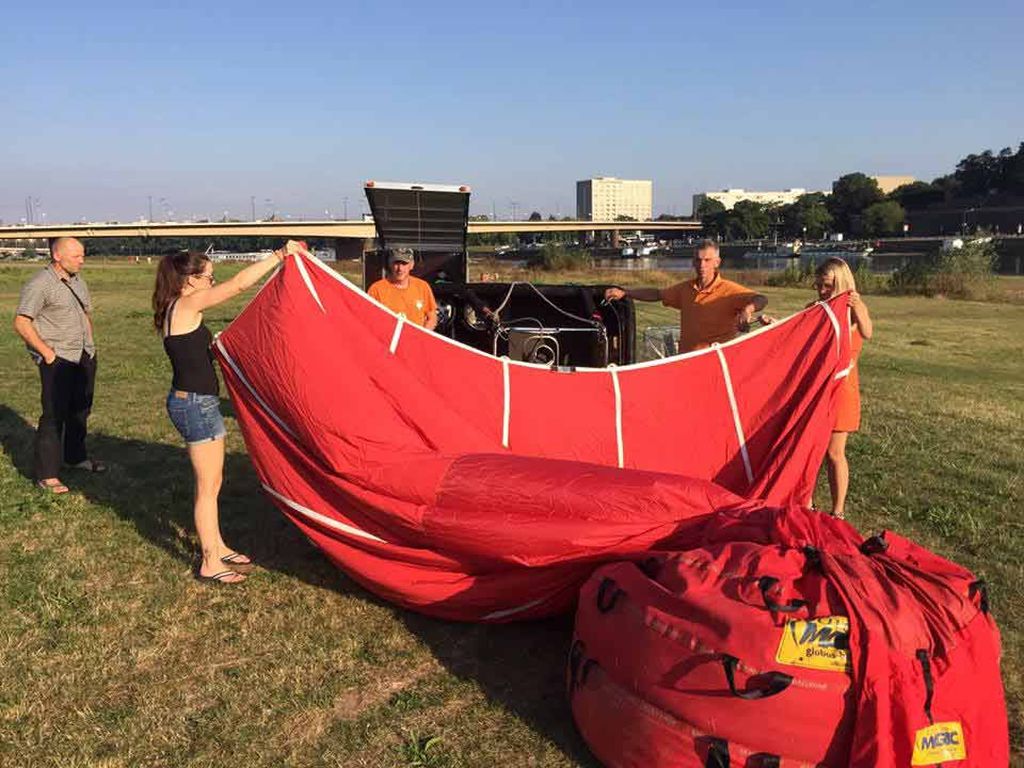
[{"x1": 166, "y1": 390, "x2": 227, "y2": 445}]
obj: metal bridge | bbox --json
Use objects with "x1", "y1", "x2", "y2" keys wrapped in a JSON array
[{"x1": 0, "y1": 218, "x2": 700, "y2": 241}]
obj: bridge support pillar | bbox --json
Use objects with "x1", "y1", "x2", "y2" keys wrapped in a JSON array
[
  {"x1": 610, "y1": 229, "x2": 621, "y2": 248},
  {"x1": 334, "y1": 237, "x2": 371, "y2": 262}
]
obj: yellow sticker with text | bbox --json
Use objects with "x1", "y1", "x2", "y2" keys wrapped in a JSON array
[
  {"x1": 911, "y1": 722, "x2": 966, "y2": 765},
  {"x1": 775, "y1": 615, "x2": 851, "y2": 673}
]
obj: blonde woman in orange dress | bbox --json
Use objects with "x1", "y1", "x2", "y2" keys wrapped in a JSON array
[{"x1": 814, "y1": 258, "x2": 873, "y2": 519}]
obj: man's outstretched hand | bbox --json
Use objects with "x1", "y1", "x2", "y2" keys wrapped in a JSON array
[{"x1": 604, "y1": 287, "x2": 626, "y2": 301}]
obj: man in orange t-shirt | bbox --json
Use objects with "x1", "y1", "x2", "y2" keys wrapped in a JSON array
[
  {"x1": 604, "y1": 240, "x2": 766, "y2": 352},
  {"x1": 367, "y1": 248, "x2": 438, "y2": 330}
]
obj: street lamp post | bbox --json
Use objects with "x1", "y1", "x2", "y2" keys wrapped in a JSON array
[{"x1": 962, "y1": 208, "x2": 975, "y2": 234}]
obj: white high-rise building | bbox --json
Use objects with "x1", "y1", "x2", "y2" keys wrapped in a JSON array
[{"x1": 577, "y1": 177, "x2": 653, "y2": 221}]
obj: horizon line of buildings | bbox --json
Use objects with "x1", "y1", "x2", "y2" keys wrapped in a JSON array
[{"x1": 576, "y1": 175, "x2": 916, "y2": 221}]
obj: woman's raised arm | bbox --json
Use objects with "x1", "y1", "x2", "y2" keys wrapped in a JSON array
[{"x1": 182, "y1": 241, "x2": 303, "y2": 313}]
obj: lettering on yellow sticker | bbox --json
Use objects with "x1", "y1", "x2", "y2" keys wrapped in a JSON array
[
  {"x1": 775, "y1": 615, "x2": 851, "y2": 673},
  {"x1": 911, "y1": 722, "x2": 967, "y2": 765}
]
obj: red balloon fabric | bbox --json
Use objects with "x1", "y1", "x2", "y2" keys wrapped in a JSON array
[
  {"x1": 214, "y1": 253, "x2": 1008, "y2": 764},
  {"x1": 214, "y1": 253, "x2": 851, "y2": 621}
]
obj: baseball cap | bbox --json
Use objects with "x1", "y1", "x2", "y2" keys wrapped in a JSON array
[{"x1": 388, "y1": 247, "x2": 415, "y2": 264}]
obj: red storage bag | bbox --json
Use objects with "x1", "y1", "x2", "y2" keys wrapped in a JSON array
[{"x1": 569, "y1": 506, "x2": 1008, "y2": 767}]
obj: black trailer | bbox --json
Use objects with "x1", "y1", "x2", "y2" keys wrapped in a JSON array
[{"x1": 362, "y1": 181, "x2": 636, "y2": 367}]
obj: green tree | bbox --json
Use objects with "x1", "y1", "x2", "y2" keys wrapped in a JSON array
[
  {"x1": 998, "y1": 142, "x2": 1024, "y2": 195},
  {"x1": 695, "y1": 197, "x2": 726, "y2": 220},
  {"x1": 781, "y1": 193, "x2": 832, "y2": 239},
  {"x1": 955, "y1": 150, "x2": 1001, "y2": 196},
  {"x1": 615, "y1": 214, "x2": 637, "y2": 222},
  {"x1": 695, "y1": 198, "x2": 726, "y2": 237},
  {"x1": 889, "y1": 181, "x2": 944, "y2": 210},
  {"x1": 862, "y1": 200, "x2": 906, "y2": 236},
  {"x1": 829, "y1": 173, "x2": 884, "y2": 233},
  {"x1": 527, "y1": 211, "x2": 543, "y2": 222},
  {"x1": 726, "y1": 200, "x2": 772, "y2": 240}
]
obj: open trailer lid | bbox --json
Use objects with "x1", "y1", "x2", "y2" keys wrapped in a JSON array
[{"x1": 364, "y1": 181, "x2": 471, "y2": 254}]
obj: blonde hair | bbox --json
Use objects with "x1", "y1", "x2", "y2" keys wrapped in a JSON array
[{"x1": 815, "y1": 257, "x2": 856, "y2": 296}]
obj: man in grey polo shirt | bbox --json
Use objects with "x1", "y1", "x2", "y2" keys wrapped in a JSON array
[{"x1": 13, "y1": 237, "x2": 104, "y2": 493}]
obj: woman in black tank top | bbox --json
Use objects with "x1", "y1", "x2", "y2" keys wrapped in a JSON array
[{"x1": 153, "y1": 245, "x2": 291, "y2": 584}]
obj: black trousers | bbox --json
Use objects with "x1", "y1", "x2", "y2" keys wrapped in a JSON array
[{"x1": 34, "y1": 352, "x2": 96, "y2": 480}]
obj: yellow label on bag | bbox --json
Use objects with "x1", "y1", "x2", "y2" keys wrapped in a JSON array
[
  {"x1": 911, "y1": 722, "x2": 966, "y2": 765},
  {"x1": 775, "y1": 615, "x2": 851, "y2": 672}
]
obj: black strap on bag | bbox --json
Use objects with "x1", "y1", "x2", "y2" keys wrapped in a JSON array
[
  {"x1": 969, "y1": 579, "x2": 990, "y2": 614},
  {"x1": 720, "y1": 654, "x2": 793, "y2": 700},
  {"x1": 60, "y1": 278, "x2": 89, "y2": 314},
  {"x1": 757, "y1": 576, "x2": 808, "y2": 614},
  {"x1": 749, "y1": 754, "x2": 781, "y2": 768},
  {"x1": 859, "y1": 533, "x2": 889, "y2": 555},
  {"x1": 915, "y1": 649, "x2": 935, "y2": 723},
  {"x1": 579, "y1": 658, "x2": 599, "y2": 687},
  {"x1": 567, "y1": 640, "x2": 585, "y2": 693},
  {"x1": 595, "y1": 577, "x2": 625, "y2": 614},
  {"x1": 704, "y1": 737, "x2": 730, "y2": 768},
  {"x1": 802, "y1": 545, "x2": 823, "y2": 571}
]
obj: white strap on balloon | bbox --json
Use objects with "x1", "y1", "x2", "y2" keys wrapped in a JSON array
[
  {"x1": 214, "y1": 336, "x2": 298, "y2": 440},
  {"x1": 501, "y1": 356, "x2": 511, "y2": 448},
  {"x1": 263, "y1": 483, "x2": 387, "y2": 544},
  {"x1": 609, "y1": 365, "x2": 624, "y2": 469},
  {"x1": 292, "y1": 245, "x2": 326, "y2": 313},
  {"x1": 482, "y1": 594, "x2": 552, "y2": 621},
  {"x1": 714, "y1": 345, "x2": 754, "y2": 486},
  {"x1": 816, "y1": 299, "x2": 841, "y2": 358},
  {"x1": 389, "y1": 315, "x2": 405, "y2": 354}
]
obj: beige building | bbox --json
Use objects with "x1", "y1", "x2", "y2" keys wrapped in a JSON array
[
  {"x1": 692, "y1": 188, "x2": 811, "y2": 214},
  {"x1": 871, "y1": 175, "x2": 916, "y2": 195},
  {"x1": 577, "y1": 177, "x2": 653, "y2": 221}
]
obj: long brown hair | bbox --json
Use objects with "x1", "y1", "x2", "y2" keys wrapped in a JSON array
[{"x1": 152, "y1": 251, "x2": 210, "y2": 331}]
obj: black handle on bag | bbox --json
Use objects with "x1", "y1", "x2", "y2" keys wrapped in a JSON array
[
  {"x1": 596, "y1": 577, "x2": 625, "y2": 613},
  {"x1": 969, "y1": 579, "x2": 990, "y2": 614},
  {"x1": 567, "y1": 639, "x2": 585, "y2": 693},
  {"x1": 704, "y1": 737, "x2": 730, "y2": 767},
  {"x1": 859, "y1": 533, "x2": 889, "y2": 555},
  {"x1": 757, "y1": 576, "x2": 808, "y2": 614},
  {"x1": 720, "y1": 654, "x2": 793, "y2": 700}
]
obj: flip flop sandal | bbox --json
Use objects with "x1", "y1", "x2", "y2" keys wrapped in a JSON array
[
  {"x1": 36, "y1": 479, "x2": 70, "y2": 494},
  {"x1": 196, "y1": 570, "x2": 246, "y2": 585},
  {"x1": 67, "y1": 459, "x2": 107, "y2": 473},
  {"x1": 220, "y1": 553, "x2": 255, "y2": 574}
]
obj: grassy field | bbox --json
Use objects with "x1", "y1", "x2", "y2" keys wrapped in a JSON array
[{"x1": 1, "y1": 260, "x2": 1021, "y2": 766}]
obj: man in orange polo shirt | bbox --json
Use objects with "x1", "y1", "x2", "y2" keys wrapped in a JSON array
[
  {"x1": 368, "y1": 248, "x2": 438, "y2": 330},
  {"x1": 604, "y1": 240, "x2": 766, "y2": 352}
]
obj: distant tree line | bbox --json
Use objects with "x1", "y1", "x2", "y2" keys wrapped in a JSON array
[
  {"x1": 696, "y1": 142, "x2": 1024, "y2": 241},
  {"x1": 80, "y1": 236, "x2": 338, "y2": 257},
  {"x1": 467, "y1": 213, "x2": 580, "y2": 247}
]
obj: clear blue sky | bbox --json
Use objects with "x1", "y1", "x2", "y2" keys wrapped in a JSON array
[{"x1": 2, "y1": 0, "x2": 1021, "y2": 222}]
